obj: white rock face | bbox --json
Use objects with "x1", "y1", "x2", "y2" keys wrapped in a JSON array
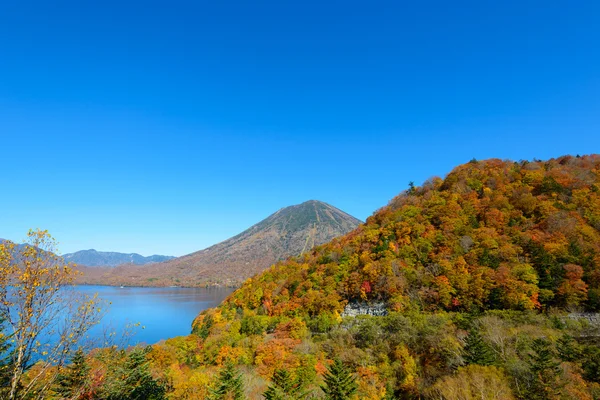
[
  {"x1": 562, "y1": 313, "x2": 600, "y2": 337},
  {"x1": 341, "y1": 301, "x2": 388, "y2": 317},
  {"x1": 567, "y1": 313, "x2": 600, "y2": 323}
]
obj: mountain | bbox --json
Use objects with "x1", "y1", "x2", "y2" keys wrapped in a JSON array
[
  {"x1": 205, "y1": 155, "x2": 600, "y2": 319},
  {"x1": 177, "y1": 155, "x2": 600, "y2": 397},
  {"x1": 0, "y1": 241, "x2": 174, "y2": 268},
  {"x1": 63, "y1": 249, "x2": 175, "y2": 267},
  {"x1": 31, "y1": 155, "x2": 600, "y2": 398},
  {"x1": 77, "y1": 200, "x2": 362, "y2": 286}
]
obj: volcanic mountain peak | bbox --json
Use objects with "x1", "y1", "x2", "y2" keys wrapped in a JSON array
[
  {"x1": 199, "y1": 199, "x2": 362, "y2": 258},
  {"x1": 252, "y1": 199, "x2": 361, "y2": 232},
  {"x1": 77, "y1": 200, "x2": 362, "y2": 286}
]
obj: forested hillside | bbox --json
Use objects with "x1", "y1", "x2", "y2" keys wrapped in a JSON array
[
  {"x1": 13, "y1": 155, "x2": 600, "y2": 399},
  {"x1": 182, "y1": 155, "x2": 600, "y2": 398},
  {"x1": 218, "y1": 155, "x2": 600, "y2": 316}
]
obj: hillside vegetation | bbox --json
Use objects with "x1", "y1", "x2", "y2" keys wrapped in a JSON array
[
  {"x1": 216, "y1": 155, "x2": 600, "y2": 316},
  {"x1": 181, "y1": 155, "x2": 600, "y2": 398},
  {"x1": 15, "y1": 155, "x2": 600, "y2": 399}
]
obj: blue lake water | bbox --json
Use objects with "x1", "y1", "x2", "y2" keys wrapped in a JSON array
[{"x1": 75, "y1": 285, "x2": 235, "y2": 346}]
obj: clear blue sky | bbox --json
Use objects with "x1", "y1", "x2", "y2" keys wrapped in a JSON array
[{"x1": 1, "y1": 1, "x2": 599, "y2": 256}]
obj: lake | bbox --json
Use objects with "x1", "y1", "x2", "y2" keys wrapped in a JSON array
[{"x1": 75, "y1": 285, "x2": 235, "y2": 346}]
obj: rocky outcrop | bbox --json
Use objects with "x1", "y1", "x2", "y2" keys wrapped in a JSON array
[
  {"x1": 561, "y1": 313, "x2": 600, "y2": 338},
  {"x1": 341, "y1": 301, "x2": 388, "y2": 317},
  {"x1": 566, "y1": 313, "x2": 600, "y2": 324}
]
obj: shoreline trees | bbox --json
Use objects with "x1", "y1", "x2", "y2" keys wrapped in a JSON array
[{"x1": 0, "y1": 230, "x2": 104, "y2": 400}]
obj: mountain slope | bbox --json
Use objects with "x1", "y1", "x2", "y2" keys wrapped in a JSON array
[
  {"x1": 64, "y1": 249, "x2": 174, "y2": 267},
  {"x1": 182, "y1": 155, "x2": 600, "y2": 396},
  {"x1": 77, "y1": 200, "x2": 361, "y2": 286},
  {"x1": 198, "y1": 155, "x2": 600, "y2": 322}
]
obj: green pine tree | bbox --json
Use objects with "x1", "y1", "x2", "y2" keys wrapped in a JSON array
[
  {"x1": 101, "y1": 347, "x2": 166, "y2": 400},
  {"x1": 526, "y1": 338, "x2": 563, "y2": 400},
  {"x1": 54, "y1": 349, "x2": 91, "y2": 399},
  {"x1": 263, "y1": 369, "x2": 310, "y2": 400},
  {"x1": 122, "y1": 347, "x2": 166, "y2": 400},
  {"x1": 464, "y1": 328, "x2": 495, "y2": 366},
  {"x1": 582, "y1": 346, "x2": 600, "y2": 383},
  {"x1": 209, "y1": 362, "x2": 245, "y2": 400},
  {"x1": 556, "y1": 334, "x2": 581, "y2": 362},
  {"x1": 320, "y1": 359, "x2": 357, "y2": 400}
]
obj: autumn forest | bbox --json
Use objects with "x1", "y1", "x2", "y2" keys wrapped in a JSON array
[{"x1": 3, "y1": 154, "x2": 600, "y2": 399}]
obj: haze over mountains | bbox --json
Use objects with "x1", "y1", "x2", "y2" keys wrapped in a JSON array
[
  {"x1": 63, "y1": 250, "x2": 175, "y2": 267},
  {"x1": 77, "y1": 200, "x2": 362, "y2": 286},
  {"x1": 0, "y1": 240, "x2": 174, "y2": 267}
]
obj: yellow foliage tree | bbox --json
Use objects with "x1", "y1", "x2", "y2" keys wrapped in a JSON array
[
  {"x1": 430, "y1": 365, "x2": 515, "y2": 400},
  {"x1": 0, "y1": 230, "x2": 104, "y2": 400}
]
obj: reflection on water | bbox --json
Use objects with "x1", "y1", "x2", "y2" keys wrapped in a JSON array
[{"x1": 75, "y1": 285, "x2": 235, "y2": 346}]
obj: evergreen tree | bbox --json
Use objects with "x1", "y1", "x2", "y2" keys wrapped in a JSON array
[
  {"x1": 121, "y1": 347, "x2": 166, "y2": 400},
  {"x1": 320, "y1": 359, "x2": 357, "y2": 400},
  {"x1": 54, "y1": 349, "x2": 91, "y2": 399},
  {"x1": 464, "y1": 328, "x2": 495, "y2": 366},
  {"x1": 582, "y1": 346, "x2": 600, "y2": 383},
  {"x1": 526, "y1": 338, "x2": 562, "y2": 400},
  {"x1": 556, "y1": 334, "x2": 581, "y2": 362},
  {"x1": 407, "y1": 181, "x2": 416, "y2": 195},
  {"x1": 101, "y1": 347, "x2": 166, "y2": 400},
  {"x1": 263, "y1": 369, "x2": 309, "y2": 400},
  {"x1": 209, "y1": 362, "x2": 245, "y2": 400}
]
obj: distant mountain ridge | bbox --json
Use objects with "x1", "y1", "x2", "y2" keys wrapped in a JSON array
[
  {"x1": 64, "y1": 249, "x2": 175, "y2": 267},
  {"x1": 77, "y1": 200, "x2": 362, "y2": 286}
]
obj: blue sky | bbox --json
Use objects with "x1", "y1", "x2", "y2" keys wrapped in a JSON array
[{"x1": 1, "y1": 1, "x2": 599, "y2": 256}]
